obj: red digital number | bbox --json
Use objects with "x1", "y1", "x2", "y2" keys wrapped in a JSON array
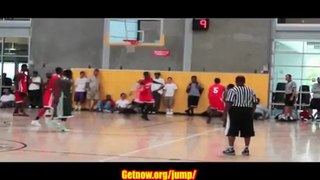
[{"x1": 199, "y1": 19, "x2": 208, "y2": 29}]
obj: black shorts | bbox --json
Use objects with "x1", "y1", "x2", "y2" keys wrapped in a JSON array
[
  {"x1": 310, "y1": 98, "x2": 320, "y2": 110},
  {"x1": 188, "y1": 96, "x2": 200, "y2": 108},
  {"x1": 226, "y1": 107, "x2": 255, "y2": 137},
  {"x1": 285, "y1": 94, "x2": 295, "y2": 106}
]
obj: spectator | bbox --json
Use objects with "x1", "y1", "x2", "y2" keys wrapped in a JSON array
[
  {"x1": 87, "y1": 69, "x2": 100, "y2": 111},
  {"x1": 185, "y1": 76, "x2": 204, "y2": 116},
  {"x1": 151, "y1": 72, "x2": 165, "y2": 113},
  {"x1": 74, "y1": 71, "x2": 88, "y2": 111},
  {"x1": 254, "y1": 98, "x2": 270, "y2": 120},
  {"x1": 2, "y1": 73, "x2": 13, "y2": 94},
  {"x1": 282, "y1": 74, "x2": 297, "y2": 121},
  {"x1": 309, "y1": 77, "x2": 320, "y2": 121},
  {"x1": 97, "y1": 94, "x2": 115, "y2": 112},
  {"x1": 163, "y1": 77, "x2": 178, "y2": 115},
  {"x1": 0, "y1": 89, "x2": 15, "y2": 108},
  {"x1": 28, "y1": 71, "x2": 42, "y2": 108},
  {"x1": 115, "y1": 93, "x2": 135, "y2": 114}
]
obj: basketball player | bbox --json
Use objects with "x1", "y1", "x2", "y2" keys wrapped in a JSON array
[
  {"x1": 134, "y1": 72, "x2": 164, "y2": 121},
  {"x1": 51, "y1": 69, "x2": 73, "y2": 132},
  {"x1": 13, "y1": 64, "x2": 29, "y2": 116},
  {"x1": 30, "y1": 67, "x2": 63, "y2": 127},
  {"x1": 207, "y1": 78, "x2": 225, "y2": 124}
]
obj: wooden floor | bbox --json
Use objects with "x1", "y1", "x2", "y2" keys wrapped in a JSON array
[{"x1": 0, "y1": 108, "x2": 319, "y2": 162}]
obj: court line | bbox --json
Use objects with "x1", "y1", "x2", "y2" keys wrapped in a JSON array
[
  {"x1": 99, "y1": 127, "x2": 223, "y2": 162},
  {"x1": 21, "y1": 149, "x2": 203, "y2": 162}
]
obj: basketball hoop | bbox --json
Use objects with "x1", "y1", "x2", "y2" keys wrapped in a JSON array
[{"x1": 123, "y1": 39, "x2": 139, "y2": 53}]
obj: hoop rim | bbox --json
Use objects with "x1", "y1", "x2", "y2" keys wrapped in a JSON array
[{"x1": 123, "y1": 39, "x2": 139, "y2": 46}]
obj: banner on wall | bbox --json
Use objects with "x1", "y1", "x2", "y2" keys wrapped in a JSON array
[{"x1": 153, "y1": 50, "x2": 170, "y2": 57}]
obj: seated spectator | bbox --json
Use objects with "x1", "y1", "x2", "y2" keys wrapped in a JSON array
[
  {"x1": 115, "y1": 93, "x2": 136, "y2": 114},
  {"x1": 300, "y1": 108, "x2": 312, "y2": 121},
  {"x1": 254, "y1": 98, "x2": 270, "y2": 120},
  {"x1": 0, "y1": 89, "x2": 15, "y2": 108},
  {"x1": 97, "y1": 95, "x2": 115, "y2": 112}
]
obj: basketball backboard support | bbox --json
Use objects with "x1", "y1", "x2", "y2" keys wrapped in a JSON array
[{"x1": 105, "y1": 18, "x2": 165, "y2": 47}]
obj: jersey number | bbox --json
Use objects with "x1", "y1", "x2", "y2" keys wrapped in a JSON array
[{"x1": 213, "y1": 87, "x2": 219, "y2": 94}]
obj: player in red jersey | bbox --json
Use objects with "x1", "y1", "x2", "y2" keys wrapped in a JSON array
[
  {"x1": 207, "y1": 78, "x2": 226, "y2": 124},
  {"x1": 13, "y1": 64, "x2": 29, "y2": 116},
  {"x1": 30, "y1": 67, "x2": 63, "y2": 127},
  {"x1": 134, "y1": 72, "x2": 164, "y2": 121}
]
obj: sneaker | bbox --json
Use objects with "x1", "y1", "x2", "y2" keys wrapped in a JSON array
[
  {"x1": 30, "y1": 120, "x2": 42, "y2": 127},
  {"x1": 141, "y1": 114, "x2": 150, "y2": 121},
  {"x1": 207, "y1": 118, "x2": 211, "y2": 124},
  {"x1": 57, "y1": 123, "x2": 71, "y2": 132},
  {"x1": 242, "y1": 148, "x2": 250, "y2": 156},
  {"x1": 47, "y1": 119, "x2": 61, "y2": 128},
  {"x1": 223, "y1": 148, "x2": 235, "y2": 155},
  {"x1": 287, "y1": 116, "x2": 294, "y2": 121}
]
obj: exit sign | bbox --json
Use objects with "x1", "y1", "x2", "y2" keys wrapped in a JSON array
[{"x1": 192, "y1": 19, "x2": 209, "y2": 31}]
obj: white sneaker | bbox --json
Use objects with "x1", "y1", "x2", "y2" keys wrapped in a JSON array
[
  {"x1": 166, "y1": 111, "x2": 170, "y2": 115},
  {"x1": 47, "y1": 119, "x2": 61, "y2": 128},
  {"x1": 169, "y1": 111, "x2": 174, "y2": 115},
  {"x1": 31, "y1": 120, "x2": 42, "y2": 127}
]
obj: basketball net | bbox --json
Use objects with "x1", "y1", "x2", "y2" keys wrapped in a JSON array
[{"x1": 124, "y1": 39, "x2": 139, "y2": 53}]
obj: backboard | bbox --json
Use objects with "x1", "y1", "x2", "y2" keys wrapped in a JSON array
[{"x1": 105, "y1": 18, "x2": 165, "y2": 47}]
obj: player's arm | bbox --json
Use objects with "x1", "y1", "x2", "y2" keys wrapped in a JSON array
[
  {"x1": 291, "y1": 83, "x2": 297, "y2": 100},
  {"x1": 32, "y1": 77, "x2": 42, "y2": 85},
  {"x1": 13, "y1": 74, "x2": 20, "y2": 91},
  {"x1": 152, "y1": 80, "x2": 164, "y2": 91},
  {"x1": 52, "y1": 78, "x2": 61, "y2": 105},
  {"x1": 199, "y1": 83, "x2": 204, "y2": 95},
  {"x1": 222, "y1": 90, "x2": 235, "y2": 122}
]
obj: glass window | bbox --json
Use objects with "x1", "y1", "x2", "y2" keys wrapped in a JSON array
[
  {"x1": 302, "y1": 80, "x2": 314, "y2": 88},
  {"x1": 0, "y1": 62, "x2": 16, "y2": 80},
  {"x1": 303, "y1": 41, "x2": 320, "y2": 54},
  {"x1": 3, "y1": 18, "x2": 30, "y2": 21},
  {"x1": 0, "y1": 37, "x2": 2, "y2": 55},
  {"x1": 3, "y1": 37, "x2": 29, "y2": 56},
  {"x1": 274, "y1": 53, "x2": 303, "y2": 66},
  {"x1": 110, "y1": 20, "x2": 138, "y2": 43},
  {"x1": 302, "y1": 67, "x2": 320, "y2": 80},
  {"x1": 274, "y1": 41, "x2": 303, "y2": 53},
  {"x1": 273, "y1": 66, "x2": 302, "y2": 80},
  {"x1": 303, "y1": 54, "x2": 320, "y2": 66},
  {"x1": 278, "y1": 18, "x2": 320, "y2": 24}
]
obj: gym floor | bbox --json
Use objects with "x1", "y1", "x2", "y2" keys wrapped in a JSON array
[{"x1": 0, "y1": 109, "x2": 318, "y2": 162}]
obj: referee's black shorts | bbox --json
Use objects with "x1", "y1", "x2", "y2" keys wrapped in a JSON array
[{"x1": 226, "y1": 107, "x2": 255, "y2": 138}]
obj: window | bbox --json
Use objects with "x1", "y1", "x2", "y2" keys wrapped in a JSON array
[
  {"x1": 3, "y1": 37, "x2": 29, "y2": 56},
  {"x1": 278, "y1": 18, "x2": 320, "y2": 24},
  {"x1": 274, "y1": 53, "x2": 303, "y2": 66},
  {"x1": 110, "y1": 19, "x2": 138, "y2": 43}
]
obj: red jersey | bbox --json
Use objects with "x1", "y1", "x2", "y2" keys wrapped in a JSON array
[
  {"x1": 16, "y1": 71, "x2": 28, "y2": 94},
  {"x1": 45, "y1": 74, "x2": 60, "y2": 91},
  {"x1": 208, "y1": 83, "x2": 225, "y2": 112},
  {"x1": 136, "y1": 78, "x2": 154, "y2": 103}
]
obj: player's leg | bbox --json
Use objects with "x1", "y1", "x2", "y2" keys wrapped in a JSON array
[{"x1": 19, "y1": 94, "x2": 29, "y2": 116}]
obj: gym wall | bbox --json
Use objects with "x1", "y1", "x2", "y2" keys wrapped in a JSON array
[{"x1": 72, "y1": 69, "x2": 269, "y2": 113}]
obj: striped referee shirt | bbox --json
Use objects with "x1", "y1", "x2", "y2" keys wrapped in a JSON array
[{"x1": 226, "y1": 86, "x2": 258, "y2": 107}]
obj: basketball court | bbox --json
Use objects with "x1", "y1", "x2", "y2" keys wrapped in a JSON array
[{"x1": 0, "y1": 109, "x2": 318, "y2": 162}]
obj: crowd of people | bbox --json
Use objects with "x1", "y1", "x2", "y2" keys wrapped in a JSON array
[{"x1": 2, "y1": 65, "x2": 267, "y2": 155}]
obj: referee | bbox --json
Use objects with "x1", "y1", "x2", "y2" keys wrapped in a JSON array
[{"x1": 221, "y1": 76, "x2": 258, "y2": 156}]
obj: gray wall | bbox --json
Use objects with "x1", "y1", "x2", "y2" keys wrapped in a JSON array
[
  {"x1": 29, "y1": 18, "x2": 272, "y2": 74},
  {"x1": 191, "y1": 19, "x2": 272, "y2": 73},
  {"x1": 30, "y1": 18, "x2": 104, "y2": 76},
  {"x1": 109, "y1": 19, "x2": 185, "y2": 71}
]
